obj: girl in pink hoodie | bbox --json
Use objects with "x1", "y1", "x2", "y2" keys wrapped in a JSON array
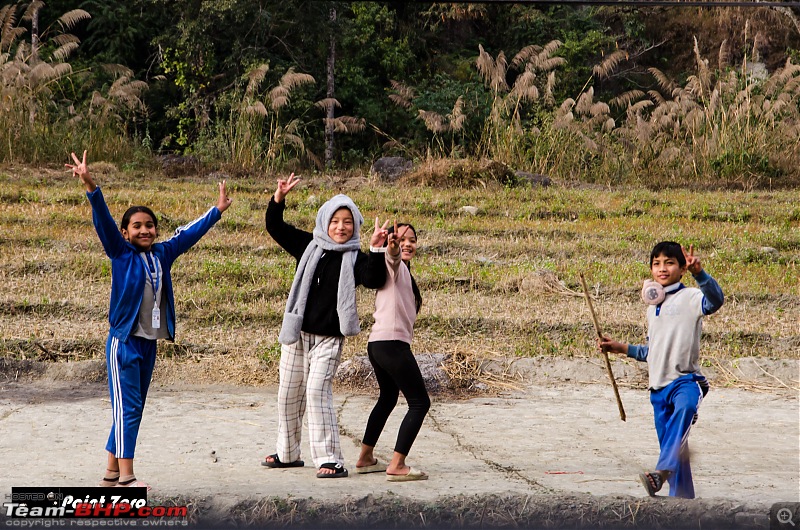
[{"x1": 355, "y1": 223, "x2": 430, "y2": 481}]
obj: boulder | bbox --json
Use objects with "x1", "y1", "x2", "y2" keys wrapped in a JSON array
[
  {"x1": 336, "y1": 353, "x2": 450, "y2": 393},
  {"x1": 157, "y1": 154, "x2": 202, "y2": 177},
  {"x1": 514, "y1": 171, "x2": 552, "y2": 187},
  {"x1": 370, "y1": 157, "x2": 413, "y2": 182}
]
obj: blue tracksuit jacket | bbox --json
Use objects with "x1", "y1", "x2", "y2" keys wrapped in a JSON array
[{"x1": 87, "y1": 187, "x2": 222, "y2": 342}]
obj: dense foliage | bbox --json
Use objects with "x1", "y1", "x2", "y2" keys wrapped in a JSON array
[{"x1": 3, "y1": 1, "x2": 800, "y2": 186}]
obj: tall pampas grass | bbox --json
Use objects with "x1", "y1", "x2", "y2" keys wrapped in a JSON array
[
  {"x1": 206, "y1": 63, "x2": 364, "y2": 171},
  {"x1": 556, "y1": 35, "x2": 800, "y2": 187},
  {"x1": 475, "y1": 41, "x2": 565, "y2": 166},
  {"x1": 0, "y1": 2, "x2": 150, "y2": 164}
]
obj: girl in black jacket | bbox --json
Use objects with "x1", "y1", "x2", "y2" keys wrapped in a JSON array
[{"x1": 262, "y1": 173, "x2": 387, "y2": 478}]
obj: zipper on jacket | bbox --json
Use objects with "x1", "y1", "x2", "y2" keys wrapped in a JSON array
[{"x1": 317, "y1": 252, "x2": 327, "y2": 285}]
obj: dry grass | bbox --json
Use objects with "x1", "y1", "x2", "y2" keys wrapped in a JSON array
[
  {"x1": 398, "y1": 158, "x2": 518, "y2": 188},
  {"x1": 1, "y1": 167, "x2": 797, "y2": 388},
  {"x1": 220, "y1": 492, "x2": 759, "y2": 529}
]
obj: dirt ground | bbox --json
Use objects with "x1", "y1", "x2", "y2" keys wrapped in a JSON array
[{"x1": 0, "y1": 357, "x2": 797, "y2": 529}]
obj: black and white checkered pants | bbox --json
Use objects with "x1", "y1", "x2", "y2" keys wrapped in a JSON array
[{"x1": 275, "y1": 332, "x2": 345, "y2": 469}]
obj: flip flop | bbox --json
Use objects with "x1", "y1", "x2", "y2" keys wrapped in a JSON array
[
  {"x1": 638, "y1": 472, "x2": 664, "y2": 496},
  {"x1": 387, "y1": 467, "x2": 428, "y2": 482},
  {"x1": 356, "y1": 460, "x2": 387, "y2": 474},
  {"x1": 262, "y1": 454, "x2": 304, "y2": 468},
  {"x1": 317, "y1": 462, "x2": 348, "y2": 479},
  {"x1": 115, "y1": 479, "x2": 152, "y2": 491}
]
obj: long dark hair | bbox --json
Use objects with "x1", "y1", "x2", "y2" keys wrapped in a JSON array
[
  {"x1": 120, "y1": 206, "x2": 158, "y2": 230},
  {"x1": 387, "y1": 223, "x2": 422, "y2": 314}
]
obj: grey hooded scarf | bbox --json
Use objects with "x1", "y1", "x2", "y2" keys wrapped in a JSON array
[{"x1": 278, "y1": 194, "x2": 364, "y2": 345}]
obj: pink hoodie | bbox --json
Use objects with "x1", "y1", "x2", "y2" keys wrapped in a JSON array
[{"x1": 368, "y1": 250, "x2": 417, "y2": 344}]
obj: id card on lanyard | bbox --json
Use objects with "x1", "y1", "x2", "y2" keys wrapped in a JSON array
[{"x1": 140, "y1": 252, "x2": 161, "y2": 329}]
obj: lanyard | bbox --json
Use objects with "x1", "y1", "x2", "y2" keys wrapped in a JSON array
[{"x1": 139, "y1": 252, "x2": 160, "y2": 306}]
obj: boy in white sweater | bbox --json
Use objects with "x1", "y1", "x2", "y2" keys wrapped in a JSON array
[{"x1": 600, "y1": 241, "x2": 724, "y2": 498}]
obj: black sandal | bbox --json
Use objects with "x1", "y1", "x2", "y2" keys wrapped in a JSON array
[
  {"x1": 262, "y1": 454, "x2": 304, "y2": 468},
  {"x1": 639, "y1": 471, "x2": 665, "y2": 496},
  {"x1": 316, "y1": 462, "x2": 348, "y2": 478}
]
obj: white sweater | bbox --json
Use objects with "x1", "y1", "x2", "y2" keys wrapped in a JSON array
[{"x1": 627, "y1": 272, "x2": 724, "y2": 390}]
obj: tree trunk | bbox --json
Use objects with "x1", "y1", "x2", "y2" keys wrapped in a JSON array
[
  {"x1": 325, "y1": 7, "x2": 336, "y2": 168},
  {"x1": 31, "y1": 5, "x2": 40, "y2": 63}
]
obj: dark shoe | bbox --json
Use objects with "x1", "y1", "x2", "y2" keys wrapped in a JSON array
[
  {"x1": 262, "y1": 454, "x2": 304, "y2": 468},
  {"x1": 317, "y1": 462, "x2": 348, "y2": 478}
]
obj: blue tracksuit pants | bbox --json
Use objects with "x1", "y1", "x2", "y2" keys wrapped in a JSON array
[
  {"x1": 650, "y1": 373, "x2": 705, "y2": 499},
  {"x1": 105, "y1": 335, "x2": 157, "y2": 459}
]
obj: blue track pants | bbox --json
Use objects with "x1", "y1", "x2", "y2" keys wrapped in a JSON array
[
  {"x1": 105, "y1": 335, "x2": 157, "y2": 459},
  {"x1": 650, "y1": 373, "x2": 706, "y2": 499}
]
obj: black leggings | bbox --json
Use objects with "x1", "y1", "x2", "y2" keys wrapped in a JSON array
[{"x1": 362, "y1": 340, "x2": 431, "y2": 456}]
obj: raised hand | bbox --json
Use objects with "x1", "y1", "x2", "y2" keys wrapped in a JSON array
[
  {"x1": 274, "y1": 173, "x2": 301, "y2": 203},
  {"x1": 65, "y1": 150, "x2": 96, "y2": 192},
  {"x1": 387, "y1": 222, "x2": 410, "y2": 256},
  {"x1": 682, "y1": 244, "x2": 703, "y2": 275},
  {"x1": 216, "y1": 180, "x2": 233, "y2": 213},
  {"x1": 370, "y1": 217, "x2": 391, "y2": 249}
]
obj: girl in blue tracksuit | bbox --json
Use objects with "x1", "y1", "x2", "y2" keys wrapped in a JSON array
[{"x1": 67, "y1": 151, "x2": 232, "y2": 489}]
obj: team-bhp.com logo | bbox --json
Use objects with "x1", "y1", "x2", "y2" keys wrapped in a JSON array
[{"x1": 4, "y1": 487, "x2": 187, "y2": 523}]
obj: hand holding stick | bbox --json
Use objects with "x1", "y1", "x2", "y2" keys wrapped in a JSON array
[{"x1": 579, "y1": 273, "x2": 626, "y2": 422}]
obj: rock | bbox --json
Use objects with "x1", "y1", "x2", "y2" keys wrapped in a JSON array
[
  {"x1": 370, "y1": 157, "x2": 413, "y2": 182},
  {"x1": 514, "y1": 171, "x2": 552, "y2": 187},
  {"x1": 415, "y1": 353, "x2": 451, "y2": 393},
  {"x1": 157, "y1": 154, "x2": 202, "y2": 177},
  {"x1": 759, "y1": 247, "x2": 778, "y2": 254},
  {"x1": 336, "y1": 353, "x2": 450, "y2": 393},
  {"x1": 306, "y1": 194, "x2": 320, "y2": 207},
  {"x1": 460, "y1": 206, "x2": 479, "y2": 215}
]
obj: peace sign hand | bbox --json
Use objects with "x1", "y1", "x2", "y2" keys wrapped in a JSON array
[
  {"x1": 274, "y1": 173, "x2": 301, "y2": 203},
  {"x1": 65, "y1": 150, "x2": 96, "y2": 192},
  {"x1": 682, "y1": 244, "x2": 703, "y2": 275},
  {"x1": 371, "y1": 217, "x2": 391, "y2": 249},
  {"x1": 387, "y1": 222, "x2": 410, "y2": 256}
]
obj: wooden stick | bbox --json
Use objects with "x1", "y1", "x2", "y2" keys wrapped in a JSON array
[{"x1": 579, "y1": 273, "x2": 626, "y2": 422}]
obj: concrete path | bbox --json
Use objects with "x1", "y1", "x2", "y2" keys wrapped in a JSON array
[{"x1": 1, "y1": 381, "x2": 797, "y2": 507}]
